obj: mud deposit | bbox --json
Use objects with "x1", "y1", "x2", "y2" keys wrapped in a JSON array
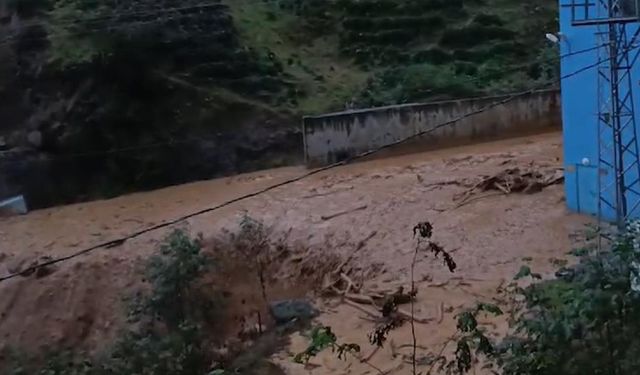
[{"x1": 0, "y1": 132, "x2": 590, "y2": 374}]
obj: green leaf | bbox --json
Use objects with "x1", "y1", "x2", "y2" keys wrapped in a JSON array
[
  {"x1": 514, "y1": 265, "x2": 532, "y2": 280},
  {"x1": 477, "y1": 303, "x2": 503, "y2": 316},
  {"x1": 293, "y1": 353, "x2": 306, "y2": 364},
  {"x1": 476, "y1": 334, "x2": 494, "y2": 355},
  {"x1": 569, "y1": 247, "x2": 589, "y2": 257},
  {"x1": 455, "y1": 340, "x2": 472, "y2": 373},
  {"x1": 457, "y1": 311, "x2": 478, "y2": 333}
]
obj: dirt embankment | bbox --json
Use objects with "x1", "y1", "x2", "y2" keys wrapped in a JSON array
[{"x1": 0, "y1": 132, "x2": 590, "y2": 374}]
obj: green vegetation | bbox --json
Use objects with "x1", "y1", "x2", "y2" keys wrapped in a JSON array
[
  {"x1": 0, "y1": 0, "x2": 559, "y2": 206},
  {"x1": 3, "y1": 230, "x2": 221, "y2": 375},
  {"x1": 442, "y1": 222, "x2": 640, "y2": 374},
  {"x1": 2, "y1": 0, "x2": 560, "y2": 120},
  {"x1": 492, "y1": 230, "x2": 640, "y2": 375},
  {"x1": 223, "y1": 0, "x2": 370, "y2": 113},
  {"x1": 288, "y1": 221, "x2": 640, "y2": 375},
  {"x1": 131, "y1": 230, "x2": 213, "y2": 327},
  {"x1": 293, "y1": 326, "x2": 360, "y2": 364},
  {"x1": 225, "y1": 0, "x2": 559, "y2": 109}
]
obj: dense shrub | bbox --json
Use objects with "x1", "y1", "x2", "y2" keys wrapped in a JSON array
[
  {"x1": 342, "y1": 15, "x2": 445, "y2": 32},
  {"x1": 445, "y1": 221, "x2": 640, "y2": 375},
  {"x1": 4, "y1": 230, "x2": 217, "y2": 375},
  {"x1": 338, "y1": 0, "x2": 465, "y2": 16},
  {"x1": 341, "y1": 29, "x2": 418, "y2": 46},
  {"x1": 440, "y1": 25, "x2": 516, "y2": 48},
  {"x1": 492, "y1": 226, "x2": 640, "y2": 375},
  {"x1": 269, "y1": 0, "x2": 336, "y2": 35},
  {"x1": 472, "y1": 13, "x2": 504, "y2": 26},
  {"x1": 451, "y1": 42, "x2": 525, "y2": 64},
  {"x1": 337, "y1": 0, "x2": 399, "y2": 15},
  {"x1": 357, "y1": 63, "x2": 478, "y2": 106},
  {"x1": 412, "y1": 48, "x2": 454, "y2": 64},
  {"x1": 133, "y1": 230, "x2": 213, "y2": 327},
  {"x1": 341, "y1": 45, "x2": 406, "y2": 65},
  {"x1": 453, "y1": 61, "x2": 478, "y2": 76}
]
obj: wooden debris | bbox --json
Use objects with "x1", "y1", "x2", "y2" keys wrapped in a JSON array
[
  {"x1": 452, "y1": 192, "x2": 505, "y2": 210},
  {"x1": 334, "y1": 230, "x2": 377, "y2": 275},
  {"x1": 345, "y1": 293, "x2": 375, "y2": 305},
  {"x1": 321, "y1": 231, "x2": 377, "y2": 294},
  {"x1": 342, "y1": 287, "x2": 433, "y2": 324},
  {"x1": 386, "y1": 286, "x2": 417, "y2": 306},
  {"x1": 345, "y1": 286, "x2": 415, "y2": 308},
  {"x1": 303, "y1": 185, "x2": 354, "y2": 199},
  {"x1": 321, "y1": 204, "x2": 368, "y2": 221},
  {"x1": 344, "y1": 292, "x2": 432, "y2": 323},
  {"x1": 344, "y1": 299, "x2": 380, "y2": 318},
  {"x1": 455, "y1": 167, "x2": 565, "y2": 204},
  {"x1": 396, "y1": 308, "x2": 433, "y2": 324},
  {"x1": 420, "y1": 179, "x2": 467, "y2": 191},
  {"x1": 437, "y1": 301, "x2": 444, "y2": 324},
  {"x1": 340, "y1": 273, "x2": 358, "y2": 294}
]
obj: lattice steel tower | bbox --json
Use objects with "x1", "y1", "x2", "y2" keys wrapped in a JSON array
[{"x1": 568, "y1": 0, "x2": 640, "y2": 229}]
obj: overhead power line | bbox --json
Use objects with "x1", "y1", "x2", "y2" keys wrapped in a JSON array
[
  {"x1": 0, "y1": 49, "x2": 627, "y2": 284},
  {"x1": 0, "y1": 138, "x2": 200, "y2": 159},
  {"x1": 0, "y1": 2, "x2": 227, "y2": 45},
  {"x1": 0, "y1": 16, "x2": 228, "y2": 46},
  {"x1": 421, "y1": 43, "x2": 608, "y2": 96},
  {"x1": 48, "y1": 2, "x2": 226, "y2": 26},
  {"x1": 0, "y1": 43, "x2": 610, "y2": 162}
]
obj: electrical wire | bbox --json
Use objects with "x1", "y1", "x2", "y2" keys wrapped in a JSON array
[
  {"x1": 46, "y1": 3, "x2": 226, "y2": 26},
  {"x1": 0, "y1": 138, "x2": 201, "y2": 159},
  {"x1": 0, "y1": 43, "x2": 608, "y2": 161},
  {"x1": 0, "y1": 2, "x2": 227, "y2": 45},
  {"x1": 0, "y1": 16, "x2": 230, "y2": 46},
  {"x1": 0, "y1": 50, "x2": 625, "y2": 284},
  {"x1": 418, "y1": 43, "x2": 607, "y2": 96}
]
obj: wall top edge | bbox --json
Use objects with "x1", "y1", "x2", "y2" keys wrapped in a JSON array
[{"x1": 303, "y1": 88, "x2": 560, "y2": 121}]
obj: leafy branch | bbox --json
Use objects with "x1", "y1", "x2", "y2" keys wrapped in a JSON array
[
  {"x1": 408, "y1": 221, "x2": 457, "y2": 375},
  {"x1": 293, "y1": 326, "x2": 361, "y2": 364},
  {"x1": 448, "y1": 303, "x2": 503, "y2": 374}
]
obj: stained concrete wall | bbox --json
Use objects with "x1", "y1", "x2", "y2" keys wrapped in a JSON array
[{"x1": 303, "y1": 89, "x2": 560, "y2": 166}]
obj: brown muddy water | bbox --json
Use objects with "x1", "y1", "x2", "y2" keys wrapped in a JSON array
[{"x1": 0, "y1": 131, "x2": 591, "y2": 374}]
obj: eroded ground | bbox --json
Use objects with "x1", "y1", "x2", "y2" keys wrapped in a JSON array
[{"x1": 0, "y1": 131, "x2": 590, "y2": 374}]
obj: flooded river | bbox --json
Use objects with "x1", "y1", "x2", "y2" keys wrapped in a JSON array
[{"x1": 0, "y1": 131, "x2": 590, "y2": 374}]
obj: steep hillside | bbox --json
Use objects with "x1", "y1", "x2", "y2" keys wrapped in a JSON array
[
  {"x1": 227, "y1": 0, "x2": 558, "y2": 109},
  {"x1": 0, "y1": 0, "x2": 300, "y2": 207},
  {"x1": 0, "y1": 0, "x2": 558, "y2": 207}
]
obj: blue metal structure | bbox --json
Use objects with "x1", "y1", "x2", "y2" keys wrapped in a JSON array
[{"x1": 561, "y1": 0, "x2": 640, "y2": 226}]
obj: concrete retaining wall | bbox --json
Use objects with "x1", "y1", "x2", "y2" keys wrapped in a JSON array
[{"x1": 303, "y1": 89, "x2": 561, "y2": 166}]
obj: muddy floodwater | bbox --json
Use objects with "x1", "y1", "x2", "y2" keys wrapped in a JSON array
[{"x1": 0, "y1": 131, "x2": 590, "y2": 374}]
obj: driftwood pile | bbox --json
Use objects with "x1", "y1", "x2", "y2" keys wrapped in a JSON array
[
  {"x1": 322, "y1": 271, "x2": 443, "y2": 363},
  {"x1": 455, "y1": 167, "x2": 564, "y2": 204},
  {"x1": 323, "y1": 271, "x2": 438, "y2": 325}
]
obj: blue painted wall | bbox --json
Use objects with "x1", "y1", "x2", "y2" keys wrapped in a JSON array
[{"x1": 560, "y1": 1, "x2": 640, "y2": 221}]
